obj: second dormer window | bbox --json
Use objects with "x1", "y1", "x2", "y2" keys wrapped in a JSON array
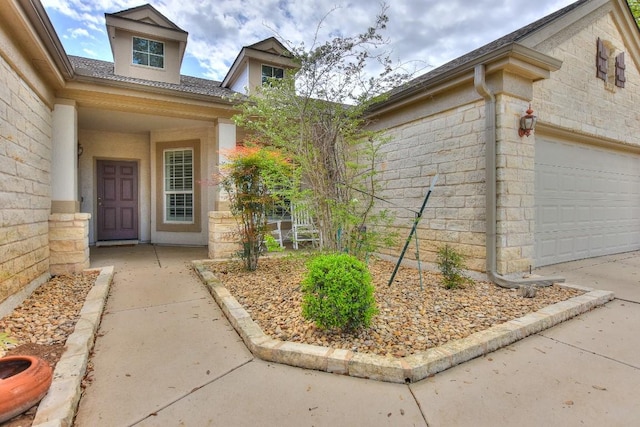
[
  {"x1": 132, "y1": 36, "x2": 164, "y2": 69},
  {"x1": 262, "y1": 65, "x2": 284, "y2": 85}
]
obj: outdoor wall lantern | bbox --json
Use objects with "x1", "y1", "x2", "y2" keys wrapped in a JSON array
[{"x1": 518, "y1": 105, "x2": 537, "y2": 137}]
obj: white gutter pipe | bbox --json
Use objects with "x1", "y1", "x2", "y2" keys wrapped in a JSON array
[{"x1": 473, "y1": 64, "x2": 563, "y2": 288}]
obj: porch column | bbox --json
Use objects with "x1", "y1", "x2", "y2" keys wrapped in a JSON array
[
  {"x1": 49, "y1": 99, "x2": 90, "y2": 273},
  {"x1": 209, "y1": 119, "x2": 238, "y2": 259},
  {"x1": 51, "y1": 99, "x2": 80, "y2": 213},
  {"x1": 217, "y1": 118, "x2": 236, "y2": 211}
]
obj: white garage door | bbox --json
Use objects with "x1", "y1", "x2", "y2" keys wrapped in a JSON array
[{"x1": 535, "y1": 138, "x2": 640, "y2": 267}]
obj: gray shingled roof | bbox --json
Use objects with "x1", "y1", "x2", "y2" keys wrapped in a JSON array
[
  {"x1": 382, "y1": 0, "x2": 589, "y2": 103},
  {"x1": 69, "y1": 55, "x2": 240, "y2": 101}
]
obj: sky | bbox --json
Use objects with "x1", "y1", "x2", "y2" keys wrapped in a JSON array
[{"x1": 41, "y1": 0, "x2": 578, "y2": 82}]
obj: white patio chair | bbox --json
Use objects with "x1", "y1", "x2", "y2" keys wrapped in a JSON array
[{"x1": 291, "y1": 204, "x2": 321, "y2": 249}]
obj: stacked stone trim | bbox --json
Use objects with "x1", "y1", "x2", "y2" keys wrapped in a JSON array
[
  {"x1": 49, "y1": 213, "x2": 90, "y2": 275},
  {"x1": 208, "y1": 211, "x2": 239, "y2": 259}
]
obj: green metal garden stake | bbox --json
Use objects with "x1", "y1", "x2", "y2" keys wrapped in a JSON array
[
  {"x1": 388, "y1": 174, "x2": 438, "y2": 286},
  {"x1": 414, "y1": 218, "x2": 423, "y2": 290}
]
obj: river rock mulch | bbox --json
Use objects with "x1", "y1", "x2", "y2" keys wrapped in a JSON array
[
  {"x1": 203, "y1": 255, "x2": 583, "y2": 358},
  {"x1": 0, "y1": 271, "x2": 97, "y2": 427}
]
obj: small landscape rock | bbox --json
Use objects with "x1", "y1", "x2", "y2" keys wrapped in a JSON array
[{"x1": 203, "y1": 257, "x2": 583, "y2": 358}]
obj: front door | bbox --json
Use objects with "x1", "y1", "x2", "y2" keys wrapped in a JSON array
[{"x1": 97, "y1": 160, "x2": 139, "y2": 241}]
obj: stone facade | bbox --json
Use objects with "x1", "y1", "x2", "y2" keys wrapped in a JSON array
[
  {"x1": 1, "y1": 0, "x2": 638, "y2": 308},
  {"x1": 208, "y1": 211, "x2": 239, "y2": 259},
  {"x1": 534, "y1": 5, "x2": 640, "y2": 148},
  {"x1": 0, "y1": 54, "x2": 53, "y2": 305},
  {"x1": 49, "y1": 213, "x2": 91, "y2": 275},
  {"x1": 495, "y1": 94, "x2": 537, "y2": 274},
  {"x1": 373, "y1": 1, "x2": 640, "y2": 276},
  {"x1": 376, "y1": 101, "x2": 488, "y2": 272}
]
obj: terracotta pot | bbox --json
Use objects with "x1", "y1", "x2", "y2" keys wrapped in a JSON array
[{"x1": 0, "y1": 355, "x2": 53, "y2": 423}]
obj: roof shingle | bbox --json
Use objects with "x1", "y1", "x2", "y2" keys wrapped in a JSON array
[{"x1": 69, "y1": 55, "x2": 239, "y2": 100}]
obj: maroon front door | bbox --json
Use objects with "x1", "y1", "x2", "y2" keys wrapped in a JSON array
[{"x1": 97, "y1": 160, "x2": 139, "y2": 241}]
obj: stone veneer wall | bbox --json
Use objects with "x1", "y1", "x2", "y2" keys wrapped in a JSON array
[
  {"x1": 49, "y1": 213, "x2": 91, "y2": 275},
  {"x1": 376, "y1": 101, "x2": 487, "y2": 271},
  {"x1": 533, "y1": 7, "x2": 640, "y2": 149},
  {"x1": 208, "y1": 211, "x2": 239, "y2": 259},
  {"x1": 495, "y1": 94, "x2": 536, "y2": 274},
  {"x1": 0, "y1": 54, "x2": 52, "y2": 306}
]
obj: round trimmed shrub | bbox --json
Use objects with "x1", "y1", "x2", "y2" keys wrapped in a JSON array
[{"x1": 301, "y1": 253, "x2": 377, "y2": 331}]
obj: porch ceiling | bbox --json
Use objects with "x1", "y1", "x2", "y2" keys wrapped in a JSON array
[{"x1": 78, "y1": 107, "x2": 213, "y2": 133}]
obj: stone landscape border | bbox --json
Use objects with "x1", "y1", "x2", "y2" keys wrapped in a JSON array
[
  {"x1": 32, "y1": 266, "x2": 113, "y2": 427},
  {"x1": 193, "y1": 261, "x2": 615, "y2": 384}
]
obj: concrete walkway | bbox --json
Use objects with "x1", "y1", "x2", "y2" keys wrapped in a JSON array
[{"x1": 74, "y1": 246, "x2": 640, "y2": 426}]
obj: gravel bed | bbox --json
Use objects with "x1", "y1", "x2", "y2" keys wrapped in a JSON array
[
  {"x1": 0, "y1": 271, "x2": 97, "y2": 427},
  {"x1": 204, "y1": 255, "x2": 583, "y2": 358},
  {"x1": 1, "y1": 271, "x2": 98, "y2": 355}
]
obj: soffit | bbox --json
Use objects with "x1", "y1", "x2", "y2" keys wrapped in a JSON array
[{"x1": 77, "y1": 107, "x2": 213, "y2": 134}]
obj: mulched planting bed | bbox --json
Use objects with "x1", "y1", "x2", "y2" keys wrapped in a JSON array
[
  {"x1": 204, "y1": 255, "x2": 583, "y2": 358},
  {"x1": 0, "y1": 271, "x2": 98, "y2": 427}
]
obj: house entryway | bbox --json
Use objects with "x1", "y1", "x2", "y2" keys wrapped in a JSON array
[{"x1": 96, "y1": 160, "x2": 139, "y2": 242}]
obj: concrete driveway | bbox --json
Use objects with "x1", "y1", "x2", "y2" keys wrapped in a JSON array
[
  {"x1": 412, "y1": 251, "x2": 640, "y2": 426},
  {"x1": 74, "y1": 246, "x2": 640, "y2": 426}
]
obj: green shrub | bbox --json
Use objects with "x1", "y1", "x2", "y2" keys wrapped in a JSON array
[
  {"x1": 263, "y1": 234, "x2": 284, "y2": 252},
  {"x1": 436, "y1": 245, "x2": 472, "y2": 289},
  {"x1": 301, "y1": 253, "x2": 377, "y2": 331}
]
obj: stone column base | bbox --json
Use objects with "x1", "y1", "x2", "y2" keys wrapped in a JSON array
[
  {"x1": 49, "y1": 213, "x2": 91, "y2": 275},
  {"x1": 208, "y1": 211, "x2": 239, "y2": 259}
]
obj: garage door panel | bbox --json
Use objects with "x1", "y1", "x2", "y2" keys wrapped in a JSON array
[
  {"x1": 558, "y1": 238, "x2": 575, "y2": 257},
  {"x1": 535, "y1": 138, "x2": 640, "y2": 267},
  {"x1": 576, "y1": 205, "x2": 590, "y2": 223},
  {"x1": 574, "y1": 237, "x2": 590, "y2": 257}
]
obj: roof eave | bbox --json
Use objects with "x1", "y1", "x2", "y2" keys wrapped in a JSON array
[
  {"x1": 17, "y1": 0, "x2": 74, "y2": 81},
  {"x1": 70, "y1": 73, "x2": 241, "y2": 106},
  {"x1": 221, "y1": 47, "x2": 248, "y2": 88},
  {"x1": 221, "y1": 46, "x2": 298, "y2": 88},
  {"x1": 369, "y1": 43, "x2": 562, "y2": 115},
  {"x1": 104, "y1": 14, "x2": 188, "y2": 40}
]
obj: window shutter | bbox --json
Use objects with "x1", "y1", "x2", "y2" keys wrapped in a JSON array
[
  {"x1": 615, "y1": 52, "x2": 626, "y2": 88},
  {"x1": 596, "y1": 38, "x2": 608, "y2": 80}
]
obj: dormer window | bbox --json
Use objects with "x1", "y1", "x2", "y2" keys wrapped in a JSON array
[
  {"x1": 262, "y1": 65, "x2": 284, "y2": 85},
  {"x1": 132, "y1": 36, "x2": 165, "y2": 69}
]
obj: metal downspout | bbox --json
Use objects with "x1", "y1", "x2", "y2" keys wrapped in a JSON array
[{"x1": 473, "y1": 65, "x2": 563, "y2": 288}]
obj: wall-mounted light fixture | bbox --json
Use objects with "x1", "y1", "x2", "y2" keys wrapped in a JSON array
[
  {"x1": 78, "y1": 143, "x2": 84, "y2": 158},
  {"x1": 518, "y1": 105, "x2": 537, "y2": 137}
]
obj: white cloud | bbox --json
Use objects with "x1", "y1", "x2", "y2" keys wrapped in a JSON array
[
  {"x1": 44, "y1": 0, "x2": 578, "y2": 80},
  {"x1": 82, "y1": 48, "x2": 98, "y2": 57},
  {"x1": 69, "y1": 28, "x2": 90, "y2": 39}
]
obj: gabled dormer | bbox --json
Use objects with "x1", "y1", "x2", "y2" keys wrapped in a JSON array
[
  {"x1": 222, "y1": 37, "x2": 297, "y2": 94},
  {"x1": 105, "y1": 4, "x2": 187, "y2": 84}
]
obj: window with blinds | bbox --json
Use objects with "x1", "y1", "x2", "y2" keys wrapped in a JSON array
[{"x1": 164, "y1": 149, "x2": 194, "y2": 223}]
